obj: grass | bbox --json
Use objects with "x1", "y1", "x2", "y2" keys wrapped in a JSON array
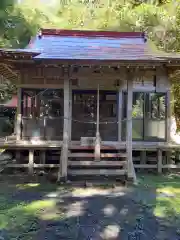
[
  {"x1": 137, "y1": 174, "x2": 180, "y2": 223},
  {"x1": 0, "y1": 174, "x2": 180, "y2": 238},
  {"x1": 0, "y1": 176, "x2": 67, "y2": 239}
]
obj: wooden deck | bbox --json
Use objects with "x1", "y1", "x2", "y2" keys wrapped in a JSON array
[
  {"x1": 0, "y1": 140, "x2": 180, "y2": 150},
  {"x1": 0, "y1": 140, "x2": 63, "y2": 149},
  {"x1": 1, "y1": 139, "x2": 180, "y2": 176}
]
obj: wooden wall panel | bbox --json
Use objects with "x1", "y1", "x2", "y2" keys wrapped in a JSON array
[
  {"x1": 156, "y1": 67, "x2": 170, "y2": 92},
  {"x1": 75, "y1": 78, "x2": 117, "y2": 90},
  {"x1": 45, "y1": 78, "x2": 64, "y2": 85},
  {"x1": 120, "y1": 69, "x2": 170, "y2": 92},
  {"x1": 21, "y1": 76, "x2": 64, "y2": 86},
  {"x1": 20, "y1": 66, "x2": 170, "y2": 92},
  {"x1": 133, "y1": 69, "x2": 155, "y2": 90},
  {"x1": 20, "y1": 66, "x2": 63, "y2": 85},
  {"x1": 71, "y1": 67, "x2": 127, "y2": 90},
  {"x1": 22, "y1": 77, "x2": 45, "y2": 85}
]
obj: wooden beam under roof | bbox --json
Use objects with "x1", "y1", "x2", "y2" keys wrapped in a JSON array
[{"x1": 0, "y1": 49, "x2": 40, "y2": 60}]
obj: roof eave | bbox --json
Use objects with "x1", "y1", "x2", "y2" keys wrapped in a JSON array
[
  {"x1": 33, "y1": 57, "x2": 168, "y2": 66},
  {"x1": 0, "y1": 49, "x2": 40, "y2": 60},
  {"x1": 40, "y1": 28, "x2": 144, "y2": 38}
]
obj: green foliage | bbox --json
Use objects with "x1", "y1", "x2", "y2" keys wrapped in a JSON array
[
  {"x1": 0, "y1": 0, "x2": 179, "y2": 51},
  {"x1": 0, "y1": 82, "x2": 16, "y2": 104}
]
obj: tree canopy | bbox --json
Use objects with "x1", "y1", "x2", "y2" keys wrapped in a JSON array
[
  {"x1": 1, "y1": 0, "x2": 180, "y2": 125},
  {"x1": 0, "y1": 0, "x2": 179, "y2": 50}
]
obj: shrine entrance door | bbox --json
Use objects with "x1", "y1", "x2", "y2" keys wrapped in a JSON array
[{"x1": 71, "y1": 90, "x2": 118, "y2": 141}]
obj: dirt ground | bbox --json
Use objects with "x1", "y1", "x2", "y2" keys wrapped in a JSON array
[{"x1": 0, "y1": 174, "x2": 180, "y2": 240}]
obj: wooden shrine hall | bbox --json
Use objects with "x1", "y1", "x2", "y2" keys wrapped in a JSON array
[{"x1": 0, "y1": 29, "x2": 180, "y2": 182}]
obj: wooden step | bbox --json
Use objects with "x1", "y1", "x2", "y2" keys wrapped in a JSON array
[
  {"x1": 69, "y1": 145, "x2": 124, "y2": 150},
  {"x1": 68, "y1": 169, "x2": 126, "y2": 176},
  {"x1": 68, "y1": 153, "x2": 127, "y2": 158},
  {"x1": 68, "y1": 160, "x2": 126, "y2": 167}
]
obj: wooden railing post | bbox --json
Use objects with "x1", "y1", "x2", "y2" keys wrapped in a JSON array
[
  {"x1": 58, "y1": 66, "x2": 70, "y2": 182},
  {"x1": 126, "y1": 69, "x2": 137, "y2": 183},
  {"x1": 16, "y1": 87, "x2": 22, "y2": 141},
  {"x1": 69, "y1": 81, "x2": 72, "y2": 141},
  {"x1": 95, "y1": 83, "x2": 101, "y2": 161},
  {"x1": 118, "y1": 87, "x2": 123, "y2": 142},
  {"x1": 166, "y1": 90, "x2": 171, "y2": 143}
]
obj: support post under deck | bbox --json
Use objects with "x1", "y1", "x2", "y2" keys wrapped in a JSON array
[
  {"x1": 157, "y1": 149, "x2": 163, "y2": 174},
  {"x1": 28, "y1": 150, "x2": 34, "y2": 175}
]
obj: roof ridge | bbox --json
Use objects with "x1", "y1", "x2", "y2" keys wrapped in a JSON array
[{"x1": 39, "y1": 29, "x2": 144, "y2": 39}]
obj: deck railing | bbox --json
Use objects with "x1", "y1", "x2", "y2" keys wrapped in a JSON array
[
  {"x1": 21, "y1": 116, "x2": 63, "y2": 140},
  {"x1": 71, "y1": 117, "x2": 118, "y2": 141}
]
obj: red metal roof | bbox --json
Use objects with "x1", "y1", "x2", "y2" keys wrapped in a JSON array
[
  {"x1": 26, "y1": 29, "x2": 160, "y2": 61},
  {"x1": 0, "y1": 29, "x2": 178, "y2": 63}
]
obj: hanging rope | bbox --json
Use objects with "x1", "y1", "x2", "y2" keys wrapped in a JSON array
[{"x1": 0, "y1": 88, "x2": 127, "y2": 141}]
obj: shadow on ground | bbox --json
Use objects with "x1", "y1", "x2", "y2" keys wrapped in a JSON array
[{"x1": 0, "y1": 174, "x2": 180, "y2": 239}]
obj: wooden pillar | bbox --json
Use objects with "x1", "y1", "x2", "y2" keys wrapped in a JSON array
[
  {"x1": 36, "y1": 93, "x2": 40, "y2": 118},
  {"x1": 25, "y1": 94, "x2": 28, "y2": 117},
  {"x1": 157, "y1": 149, "x2": 162, "y2": 174},
  {"x1": 95, "y1": 83, "x2": 101, "y2": 161},
  {"x1": 166, "y1": 89, "x2": 171, "y2": 163},
  {"x1": 16, "y1": 88, "x2": 22, "y2": 141},
  {"x1": 126, "y1": 70, "x2": 136, "y2": 182},
  {"x1": 166, "y1": 91, "x2": 171, "y2": 143},
  {"x1": 28, "y1": 149, "x2": 34, "y2": 175},
  {"x1": 118, "y1": 88, "x2": 123, "y2": 142},
  {"x1": 58, "y1": 67, "x2": 70, "y2": 181},
  {"x1": 166, "y1": 151, "x2": 172, "y2": 165},
  {"x1": 166, "y1": 70, "x2": 172, "y2": 164},
  {"x1": 31, "y1": 92, "x2": 35, "y2": 117},
  {"x1": 69, "y1": 82, "x2": 72, "y2": 141},
  {"x1": 43, "y1": 117, "x2": 47, "y2": 140},
  {"x1": 156, "y1": 66, "x2": 171, "y2": 143}
]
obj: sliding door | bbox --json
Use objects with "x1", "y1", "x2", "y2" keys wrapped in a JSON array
[
  {"x1": 71, "y1": 90, "x2": 118, "y2": 141},
  {"x1": 144, "y1": 93, "x2": 166, "y2": 141},
  {"x1": 122, "y1": 92, "x2": 166, "y2": 141}
]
